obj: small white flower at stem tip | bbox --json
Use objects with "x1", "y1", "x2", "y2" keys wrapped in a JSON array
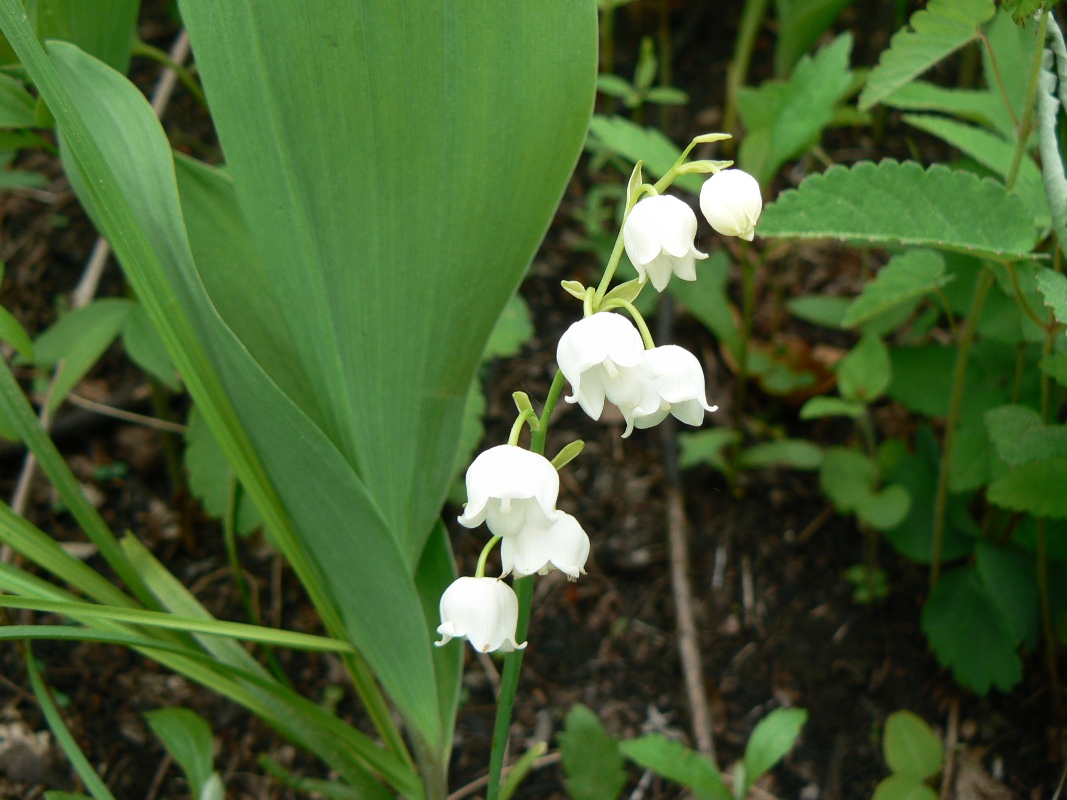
[
  {"x1": 557, "y1": 313, "x2": 656, "y2": 436},
  {"x1": 501, "y1": 511, "x2": 591, "y2": 581},
  {"x1": 622, "y1": 194, "x2": 708, "y2": 292},
  {"x1": 699, "y1": 169, "x2": 763, "y2": 242},
  {"x1": 436, "y1": 577, "x2": 526, "y2": 653},
  {"x1": 458, "y1": 445, "x2": 560, "y2": 538},
  {"x1": 632, "y1": 344, "x2": 718, "y2": 431}
]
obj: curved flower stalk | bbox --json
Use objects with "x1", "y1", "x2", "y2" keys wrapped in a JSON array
[{"x1": 622, "y1": 194, "x2": 707, "y2": 291}]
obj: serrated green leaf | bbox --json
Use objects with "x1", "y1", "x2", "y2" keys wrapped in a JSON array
[
  {"x1": 33, "y1": 298, "x2": 133, "y2": 413},
  {"x1": 743, "y1": 708, "x2": 807, "y2": 791},
  {"x1": 872, "y1": 775, "x2": 939, "y2": 800},
  {"x1": 975, "y1": 540, "x2": 1039, "y2": 650},
  {"x1": 144, "y1": 708, "x2": 216, "y2": 799},
  {"x1": 619, "y1": 734, "x2": 730, "y2": 800},
  {"x1": 949, "y1": 409, "x2": 991, "y2": 492},
  {"x1": 759, "y1": 160, "x2": 1037, "y2": 260},
  {"x1": 738, "y1": 33, "x2": 854, "y2": 184},
  {"x1": 921, "y1": 565, "x2": 1022, "y2": 694},
  {"x1": 799, "y1": 396, "x2": 865, "y2": 419},
  {"x1": 1000, "y1": 0, "x2": 1055, "y2": 26},
  {"x1": 843, "y1": 250, "x2": 947, "y2": 327},
  {"x1": 559, "y1": 705, "x2": 626, "y2": 800},
  {"x1": 183, "y1": 407, "x2": 263, "y2": 536},
  {"x1": 859, "y1": 0, "x2": 995, "y2": 110},
  {"x1": 984, "y1": 404, "x2": 1067, "y2": 466},
  {"x1": 1036, "y1": 267, "x2": 1067, "y2": 325},
  {"x1": 587, "y1": 115, "x2": 702, "y2": 194},
  {"x1": 883, "y1": 711, "x2": 942, "y2": 780},
  {"x1": 787, "y1": 295, "x2": 849, "y2": 328},
  {"x1": 984, "y1": 10, "x2": 1040, "y2": 123},
  {"x1": 882, "y1": 82, "x2": 1010, "y2": 136},
  {"x1": 739, "y1": 439, "x2": 822, "y2": 470},
  {"x1": 837, "y1": 332, "x2": 891, "y2": 402},
  {"x1": 1039, "y1": 351, "x2": 1067, "y2": 387},
  {"x1": 678, "y1": 427, "x2": 743, "y2": 472},
  {"x1": 774, "y1": 0, "x2": 855, "y2": 77},
  {"x1": 902, "y1": 114, "x2": 1048, "y2": 229},
  {"x1": 988, "y1": 457, "x2": 1067, "y2": 518}
]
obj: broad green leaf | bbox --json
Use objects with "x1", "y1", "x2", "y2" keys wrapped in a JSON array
[
  {"x1": 620, "y1": 734, "x2": 730, "y2": 800},
  {"x1": 881, "y1": 82, "x2": 1010, "y2": 137},
  {"x1": 1040, "y1": 351, "x2": 1067, "y2": 387},
  {"x1": 33, "y1": 297, "x2": 133, "y2": 412},
  {"x1": 787, "y1": 295, "x2": 849, "y2": 328},
  {"x1": 121, "y1": 302, "x2": 180, "y2": 390},
  {"x1": 669, "y1": 251, "x2": 741, "y2": 358},
  {"x1": 743, "y1": 708, "x2": 807, "y2": 791},
  {"x1": 856, "y1": 484, "x2": 911, "y2": 531},
  {"x1": 183, "y1": 407, "x2": 263, "y2": 536},
  {"x1": 837, "y1": 333, "x2": 890, "y2": 402},
  {"x1": 0, "y1": 71, "x2": 35, "y2": 127},
  {"x1": 0, "y1": 303, "x2": 33, "y2": 359},
  {"x1": 984, "y1": 404, "x2": 1067, "y2": 467},
  {"x1": 858, "y1": 0, "x2": 995, "y2": 110},
  {"x1": 983, "y1": 10, "x2": 1040, "y2": 125},
  {"x1": 882, "y1": 711, "x2": 942, "y2": 780},
  {"x1": 737, "y1": 33, "x2": 854, "y2": 184},
  {"x1": 144, "y1": 708, "x2": 216, "y2": 799},
  {"x1": 882, "y1": 427, "x2": 975, "y2": 563},
  {"x1": 988, "y1": 457, "x2": 1067, "y2": 518},
  {"x1": 1000, "y1": 0, "x2": 1055, "y2": 23},
  {"x1": 842, "y1": 250, "x2": 947, "y2": 328},
  {"x1": 799, "y1": 396, "x2": 865, "y2": 419},
  {"x1": 774, "y1": 0, "x2": 854, "y2": 77},
  {"x1": 873, "y1": 775, "x2": 939, "y2": 800},
  {"x1": 819, "y1": 447, "x2": 875, "y2": 511},
  {"x1": 902, "y1": 114, "x2": 1048, "y2": 229},
  {"x1": 759, "y1": 160, "x2": 1037, "y2": 261},
  {"x1": 679, "y1": 427, "x2": 743, "y2": 472},
  {"x1": 975, "y1": 540, "x2": 1039, "y2": 650},
  {"x1": 559, "y1": 705, "x2": 626, "y2": 800},
  {"x1": 32, "y1": 0, "x2": 140, "y2": 73},
  {"x1": 739, "y1": 439, "x2": 822, "y2": 470},
  {"x1": 178, "y1": 0, "x2": 597, "y2": 573},
  {"x1": 1036, "y1": 267, "x2": 1067, "y2": 325},
  {"x1": 921, "y1": 565, "x2": 1022, "y2": 693},
  {"x1": 949, "y1": 409, "x2": 992, "y2": 492},
  {"x1": 587, "y1": 115, "x2": 702, "y2": 194}
]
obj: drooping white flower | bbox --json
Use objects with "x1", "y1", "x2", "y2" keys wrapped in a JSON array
[
  {"x1": 622, "y1": 194, "x2": 708, "y2": 291},
  {"x1": 435, "y1": 577, "x2": 526, "y2": 653},
  {"x1": 501, "y1": 511, "x2": 590, "y2": 581},
  {"x1": 557, "y1": 312, "x2": 656, "y2": 436},
  {"x1": 458, "y1": 445, "x2": 559, "y2": 537},
  {"x1": 699, "y1": 169, "x2": 762, "y2": 242},
  {"x1": 633, "y1": 344, "x2": 717, "y2": 431}
]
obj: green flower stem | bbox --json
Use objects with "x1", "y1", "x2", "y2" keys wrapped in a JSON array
[
  {"x1": 601, "y1": 298, "x2": 655, "y2": 349},
  {"x1": 930, "y1": 269, "x2": 993, "y2": 588},
  {"x1": 487, "y1": 370, "x2": 565, "y2": 799},
  {"x1": 727, "y1": 240, "x2": 759, "y2": 488},
  {"x1": 475, "y1": 536, "x2": 503, "y2": 579},
  {"x1": 593, "y1": 232, "x2": 629, "y2": 308}
]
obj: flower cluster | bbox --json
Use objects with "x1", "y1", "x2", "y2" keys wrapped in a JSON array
[{"x1": 437, "y1": 155, "x2": 762, "y2": 654}]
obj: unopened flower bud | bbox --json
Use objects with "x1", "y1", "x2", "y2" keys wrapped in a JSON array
[
  {"x1": 435, "y1": 577, "x2": 526, "y2": 653},
  {"x1": 699, "y1": 169, "x2": 762, "y2": 242}
]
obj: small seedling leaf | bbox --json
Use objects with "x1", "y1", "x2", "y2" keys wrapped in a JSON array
[
  {"x1": 872, "y1": 774, "x2": 939, "y2": 800},
  {"x1": 619, "y1": 734, "x2": 730, "y2": 800},
  {"x1": 559, "y1": 705, "x2": 626, "y2": 800},
  {"x1": 799, "y1": 396, "x2": 865, "y2": 420},
  {"x1": 742, "y1": 708, "x2": 808, "y2": 792},
  {"x1": 679, "y1": 428, "x2": 743, "y2": 472},
  {"x1": 856, "y1": 484, "x2": 911, "y2": 531},
  {"x1": 842, "y1": 250, "x2": 947, "y2": 327},
  {"x1": 883, "y1": 711, "x2": 942, "y2": 780},
  {"x1": 739, "y1": 439, "x2": 822, "y2": 470},
  {"x1": 787, "y1": 295, "x2": 850, "y2": 329},
  {"x1": 819, "y1": 446, "x2": 876, "y2": 512},
  {"x1": 759, "y1": 161, "x2": 1037, "y2": 261},
  {"x1": 0, "y1": 304, "x2": 33, "y2": 360},
  {"x1": 144, "y1": 707, "x2": 216, "y2": 799},
  {"x1": 837, "y1": 332, "x2": 891, "y2": 402}
]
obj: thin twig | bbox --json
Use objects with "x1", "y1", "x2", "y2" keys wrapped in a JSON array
[
  {"x1": 938, "y1": 696, "x2": 959, "y2": 800},
  {"x1": 446, "y1": 751, "x2": 562, "y2": 800},
  {"x1": 65, "y1": 392, "x2": 187, "y2": 434}
]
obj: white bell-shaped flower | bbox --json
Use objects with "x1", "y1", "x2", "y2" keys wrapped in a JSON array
[
  {"x1": 458, "y1": 445, "x2": 560, "y2": 538},
  {"x1": 435, "y1": 577, "x2": 526, "y2": 653},
  {"x1": 633, "y1": 344, "x2": 717, "y2": 431},
  {"x1": 699, "y1": 169, "x2": 762, "y2": 242},
  {"x1": 501, "y1": 511, "x2": 590, "y2": 581},
  {"x1": 622, "y1": 194, "x2": 708, "y2": 291},
  {"x1": 557, "y1": 313, "x2": 656, "y2": 435}
]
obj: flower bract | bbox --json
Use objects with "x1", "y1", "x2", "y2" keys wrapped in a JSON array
[
  {"x1": 622, "y1": 194, "x2": 708, "y2": 291},
  {"x1": 557, "y1": 312, "x2": 656, "y2": 435},
  {"x1": 699, "y1": 169, "x2": 763, "y2": 241},
  {"x1": 633, "y1": 344, "x2": 717, "y2": 431},
  {"x1": 435, "y1": 577, "x2": 526, "y2": 653},
  {"x1": 458, "y1": 444, "x2": 560, "y2": 537},
  {"x1": 501, "y1": 511, "x2": 590, "y2": 580}
]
